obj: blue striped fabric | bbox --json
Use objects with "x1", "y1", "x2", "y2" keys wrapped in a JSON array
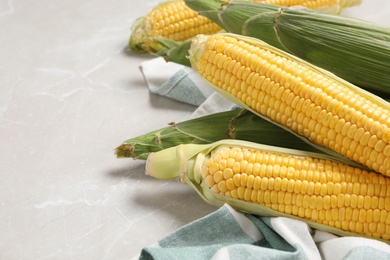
[{"x1": 139, "y1": 205, "x2": 390, "y2": 260}]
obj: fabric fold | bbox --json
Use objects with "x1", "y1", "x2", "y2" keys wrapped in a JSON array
[
  {"x1": 141, "y1": 57, "x2": 214, "y2": 106},
  {"x1": 139, "y1": 204, "x2": 390, "y2": 260}
]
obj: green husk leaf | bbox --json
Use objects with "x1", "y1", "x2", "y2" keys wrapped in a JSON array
[
  {"x1": 184, "y1": 0, "x2": 226, "y2": 28},
  {"x1": 274, "y1": 7, "x2": 390, "y2": 94},
  {"x1": 340, "y1": 0, "x2": 363, "y2": 9},
  {"x1": 130, "y1": 33, "x2": 192, "y2": 65},
  {"x1": 160, "y1": 39, "x2": 192, "y2": 66},
  {"x1": 217, "y1": 1, "x2": 280, "y2": 34},
  {"x1": 184, "y1": 0, "x2": 362, "y2": 34},
  {"x1": 146, "y1": 37, "x2": 182, "y2": 55},
  {"x1": 185, "y1": 0, "x2": 281, "y2": 34},
  {"x1": 242, "y1": 11, "x2": 286, "y2": 51},
  {"x1": 115, "y1": 109, "x2": 323, "y2": 160}
]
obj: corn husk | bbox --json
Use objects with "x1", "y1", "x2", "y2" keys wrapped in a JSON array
[
  {"x1": 185, "y1": 0, "x2": 279, "y2": 32},
  {"x1": 184, "y1": 0, "x2": 226, "y2": 28},
  {"x1": 152, "y1": 38, "x2": 192, "y2": 66},
  {"x1": 115, "y1": 109, "x2": 323, "y2": 160}
]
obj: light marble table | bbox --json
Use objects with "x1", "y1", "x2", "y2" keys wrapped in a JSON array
[{"x1": 0, "y1": 0, "x2": 389, "y2": 259}]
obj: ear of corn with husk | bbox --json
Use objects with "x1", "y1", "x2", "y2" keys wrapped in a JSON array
[
  {"x1": 188, "y1": 33, "x2": 390, "y2": 177},
  {"x1": 116, "y1": 109, "x2": 332, "y2": 160},
  {"x1": 185, "y1": 0, "x2": 390, "y2": 95},
  {"x1": 243, "y1": 7, "x2": 390, "y2": 95},
  {"x1": 185, "y1": 0, "x2": 362, "y2": 17},
  {"x1": 129, "y1": 0, "x2": 363, "y2": 64},
  {"x1": 117, "y1": 101, "x2": 390, "y2": 160},
  {"x1": 146, "y1": 139, "x2": 390, "y2": 243},
  {"x1": 129, "y1": 0, "x2": 222, "y2": 55}
]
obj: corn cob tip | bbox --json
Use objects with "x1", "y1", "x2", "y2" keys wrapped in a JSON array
[
  {"x1": 188, "y1": 34, "x2": 208, "y2": 69},
  {"x1": 129, "y1": 0, "x2": 222, "y2": 54},
  {"x1": 129, "y1": 18, "x2": 152, "y2": 53},
  {"x1": 146, "y1": 147, "x2": 181, "y2": 180},
  {"x1": 146, "y1": 143, "x2": 210, "y2": 181},
  {"x1": 115, "y1": 144, "x2": 134, "y2": 158}
]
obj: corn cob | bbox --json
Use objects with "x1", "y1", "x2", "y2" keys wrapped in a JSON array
[
  {"x1": 129, "y1": 0, "x2": 221, "y2": 55},
  {"x1": 188, "y1": 33, "x2": 390, "y2": 177},
  {"x1": 146, "y1": 140, "x2": 390, "y2": 242},
  {"x1": 116, "y1": 109, "x2": 330, "y2": 160}
]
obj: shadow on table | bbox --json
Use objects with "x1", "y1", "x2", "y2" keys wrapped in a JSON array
[
  {"x1": 122, "y1": 45, "x2": 154, "y2": 59},
  {"x1": 107, "y1": 162, "x2": 216, "y2": 224}
]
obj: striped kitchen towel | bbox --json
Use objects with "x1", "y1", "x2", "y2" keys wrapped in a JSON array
[
  {"x1": 139, "y1": 204, "x2": 390, "y2": 260},
  {"x1": 140, "y1": 57, "x2": 238, "y2": 118},
  {"x1": 141, "y1": 57, "x2": 214, "y2": 107}
]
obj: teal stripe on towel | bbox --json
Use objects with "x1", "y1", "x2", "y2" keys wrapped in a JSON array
[{"x1": 148, "y1": 69, "x2": 207, "y2": 106}]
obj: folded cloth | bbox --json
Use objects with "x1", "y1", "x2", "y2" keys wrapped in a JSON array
[
  {"x1": 138, "y1": 58, "x2": 390, "y2": 259},
  {"x1": 189, "y1": 92, "x2": 238, "y2": 119},
  {"x1": 141, "y1": 57, "x2": 215, "y2": 106},
  {"x1": 139, "y1": 204, "x2": 390, "y2": 260},
  {"x1": 140, "y1": 57, "x2": 238, "y2": 118}
]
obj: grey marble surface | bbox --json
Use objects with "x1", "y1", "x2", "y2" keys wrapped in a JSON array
[{"x1": 0, "y1": 0, "x2": 389, "y2": 259}]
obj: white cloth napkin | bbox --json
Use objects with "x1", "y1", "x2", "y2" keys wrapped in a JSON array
[{"x1": 138, "y1": 204, "x2": 390, "y2": 260}]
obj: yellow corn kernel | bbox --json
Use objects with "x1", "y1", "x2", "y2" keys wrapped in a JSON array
[
  {"x1": 191, "y1": 34, "x2": 390, "y2": 177},
  {"x1": 131, "y1": 0, "x2": 221, "y2": 53},
  {"x1": 201, "y1": 145, "x2": 390, "y2": 240},
  {"x1": 145, "y1": 0, "x2": 221, "y2": 41}
]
